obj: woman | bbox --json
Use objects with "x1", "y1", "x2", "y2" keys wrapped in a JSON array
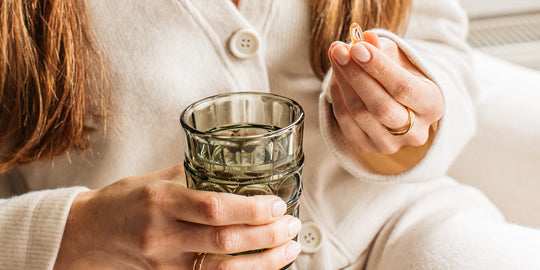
[{"x1": 1, "y1": 0, "x2": 540, "y2": 269}]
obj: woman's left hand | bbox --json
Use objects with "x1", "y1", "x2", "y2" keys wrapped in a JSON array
[{"x1": 327, "y1": 32, "x2": 444, "y2": 156}]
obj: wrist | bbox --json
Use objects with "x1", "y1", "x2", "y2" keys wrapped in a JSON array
[{"x1": 53, "y1": 190, "x2": 96, "y2": 269}]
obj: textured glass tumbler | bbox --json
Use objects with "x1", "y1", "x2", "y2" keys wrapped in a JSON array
[{"x1": 180, "y1": 91, "x2": 304, "y2": 223}]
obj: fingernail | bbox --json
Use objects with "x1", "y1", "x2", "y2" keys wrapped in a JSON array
[
  {"x1": 272, "y1": 200, "x2": 287, "y2": 217},
  {"x1": 329, "y1": 41, "x2": 341, "y2": 51},
  {"x1": 332, "y1": 43, "x2": 350, "y2": 65},
  {"x1": 288, "y1": 217, "x2": 302, "y2": 237},
  {"x1": 285, "y1": 241, "x2": 302, "y2": 261},
  {"x1": 351, "y1": 44, "x2": 371, "y2": 63}
]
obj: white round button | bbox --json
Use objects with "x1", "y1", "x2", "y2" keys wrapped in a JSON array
[
  {"x1": 228, "y1": 28, "x2": 260, "y2": 59},
  {"x1": 298, "y1": 222, "x2": 324, "y2": 254}
]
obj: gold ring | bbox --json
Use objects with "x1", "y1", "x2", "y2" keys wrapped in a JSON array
[
  {"x1": 387, "y1": 107, "x2": 415, "y2": 136},
  {"x1": 192, "y1": 253, "x2": 207, "y2": 270}
]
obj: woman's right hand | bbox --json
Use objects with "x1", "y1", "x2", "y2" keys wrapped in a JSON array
[{"x1": 53, "y1": 165, "x2": 302, "y2": 269}]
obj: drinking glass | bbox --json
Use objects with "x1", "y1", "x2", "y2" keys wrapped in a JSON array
[
  {"x1": 180, "y1": 92, "x2": 304, "y2": 220},
  {"x1": 181, "y1": 92, "x2": 304, "y2": 268}
]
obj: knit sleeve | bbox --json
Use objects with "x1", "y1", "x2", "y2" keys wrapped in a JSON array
[
  {"x1": 318, "y1": 0, "x2": 478, "y2": 183},
  {"x1": 0, "y1": 187, "x2": 89, "y2": 270}
]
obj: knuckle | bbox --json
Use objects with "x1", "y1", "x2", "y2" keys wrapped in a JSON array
[
  {"x1": 137, "y1": 228, "x2": 158, "y2": 256},
  {"x1": 429, "y1": 103, "x2": 445, "y2": 120},
  {"x1": 393, "y1": 78, "x2": 415, "y2": 101},
  {"x1": 350, "y1": 106, "x2": 371, "y2": 124},
  {"x1": 213, "y1": 228, "x2": 238, "y2": 253},
  {"x1": 372, "y1": 102, "x2": 398, "y2": 125},
  {"x1": 421, "y1": 102, "x2": 443, "y2": 123},
  {"x1": 139, "y1": 182, "x2": 165, "y2": 209},
  {"x1": 245, "y1": 201, "x2": 266, "y2": 223},
  {"x1": 408, "y1": 131, "x2": 429, "y2": 147},
  {"x1": 267, "y1": 227, "x2": 280, "y2": 246},
  {"x1": 200, "y1": 195, "x2": 225, "y2": 224}
]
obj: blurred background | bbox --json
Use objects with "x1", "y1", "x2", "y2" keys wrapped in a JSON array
[
  {"x1": 449, "y1": 0, "x2": 540, "y2": 228},
  {"x1": 460, "y1": 0, "x2": 540, "y2": 70}
]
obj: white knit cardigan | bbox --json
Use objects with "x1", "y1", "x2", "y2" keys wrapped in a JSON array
[{"x1": 2, "y1": 0, "x2": 540, "y2": 269}]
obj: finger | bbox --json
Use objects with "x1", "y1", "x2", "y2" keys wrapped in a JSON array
[
  {"x1": 334, "y1": 70, "x2": 432, "y2": 150},
  {"x1": 328, "y1": 77, "x2": 377, "y2": 153},
  {"x1": 200, "y1": 241, "x2": 301, "y2": 270},
  {"x1": 330, "y1": 46, "x2": 410, "y2": 130},
  {"x1": 362, "y1": 30, "x2": 381, "y2": 49},
  {"x1": 329, "y1": 41, "x2": 351, "y2": 66},
  {"x1": 174, "y1": 215, "x2": 301, "y2": 254},
  {"x1": 333, "y1": 72, "x2": 404, "y2": 154},
  {"x1": 350, "y1": 41, "x2": 440, "y2": 114},
  {"x1": 329, "y1": 40, "x2": 342, "y2": 52},
  {"x1": 156, "y1": 183, "x2": 287, "y2": 226}
]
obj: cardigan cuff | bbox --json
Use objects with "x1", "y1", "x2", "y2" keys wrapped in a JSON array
[{"x1": 0, "y1": 187, "x2": 90, "y2": 270}]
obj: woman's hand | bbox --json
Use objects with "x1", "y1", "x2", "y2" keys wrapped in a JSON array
[
  {"x1": 327, "y1": 32, "x2": 444, "y2": 173},
  {"x1": 54, "y1": 165, "x2": 302, "y2": 270}
]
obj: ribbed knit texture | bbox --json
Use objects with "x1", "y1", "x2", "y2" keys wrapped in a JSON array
[{"x1": 0, "y1": 187, "x2": 88, "y2": 270}]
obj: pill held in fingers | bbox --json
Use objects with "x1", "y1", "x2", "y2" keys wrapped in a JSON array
[
  {"x1": 350, "y1": 23, "x2": 364, "y2": 43},
  {"x1": 348, "y1": 23, "x2": 371, "y2": 63}
]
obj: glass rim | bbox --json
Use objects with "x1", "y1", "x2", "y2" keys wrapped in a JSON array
[{"x1": 180, "y1": 92, "x2": 304, "y2": 140}]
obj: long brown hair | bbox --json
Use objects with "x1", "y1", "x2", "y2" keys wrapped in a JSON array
[
  {"x1": 0, "y1": 0, "x2": 411, "y2": 173},
  {"x1": 0, "y1": 0, "x2": 107, "y2": 173}
]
